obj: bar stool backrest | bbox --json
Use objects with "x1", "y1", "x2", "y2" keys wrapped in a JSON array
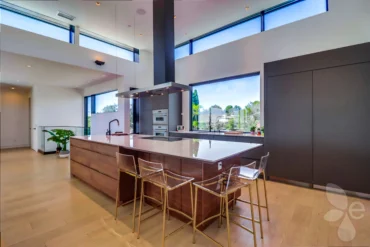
[
  {"x1": 116, "y1": 153, "x2": 138, "y2": 175},
  {"x1": 259, "y1": 152, "x2": 270, "y2": 174},
  {"x1": 226, "y1": 161, "x2": 257, "y2": 192},
  {"x1": 138, "y1": 158, "x2": 164, "y2": 178}
]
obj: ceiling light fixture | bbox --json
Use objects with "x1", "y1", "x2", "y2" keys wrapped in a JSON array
[
  {"x1": 96, "y1": 2, "x2": 101, "y2": 6},
  {"x1": 174, "y1": 15, "x2": 176, "y2": 19},
  {"x1": 245, "y1": 6, "x2": 250, "y2": 11},
  {"x1": 11, "y1": 87, "x2": 15, "y2": 90},
  {"x1": 27, "y1": 65, "x2": 31, "y2": 68}
]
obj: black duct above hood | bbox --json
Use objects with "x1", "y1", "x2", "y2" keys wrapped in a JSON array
[{"x1": 116, "y1": 82, "x2": 190, "y2": 98}]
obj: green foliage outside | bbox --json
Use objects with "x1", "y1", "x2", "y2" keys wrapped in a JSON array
[
  {"x1": 192, "y1": 90, "x2": 200, "y2": 129},
  {"x1": 43, "y1": 129, "x2": 75, "y2": 151},
  {"x1": 102, "y1": 103, "x2": 118, "y2": 113}
]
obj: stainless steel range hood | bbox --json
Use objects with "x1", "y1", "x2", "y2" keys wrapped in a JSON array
[{"x1": 116, "y1": 82, "x2": 190, "y2": 98}]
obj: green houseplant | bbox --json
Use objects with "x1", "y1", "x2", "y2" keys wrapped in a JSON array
[
  {"x1": 250, "y1": 126, "x2": 256, "y2": 135},
  {"x1": 43, "y1": 129, "x2": 75, "y2": 157}
]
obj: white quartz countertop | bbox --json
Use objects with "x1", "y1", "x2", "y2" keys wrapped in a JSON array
[
  {"x1": 72, "y1": 135, "x2": 262, "y2": 163},
  {"x1": 169, "y1": 131, "x2": 264, "y2": 138}
]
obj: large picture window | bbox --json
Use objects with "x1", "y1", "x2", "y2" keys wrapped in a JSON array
[
  {"x1": 95, "y1": 91, "x2": 118, "y2": 114},
  {"x1": 191, "y1": 74, "x2": 260, "y2": 132}
]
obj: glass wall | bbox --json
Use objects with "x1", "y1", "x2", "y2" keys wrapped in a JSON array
[
  {"x1": 95, "y1": 91, "x2": 119, "y2": 114},
  {"x1": 191, "y1": 74, "x2": 260, "y2": 132},
  {"x1": 193, "y1": 17, "x2": 261, "y2": 54},
  {"x1": 80, "y1": 34, "x2": 134, "y2": 61},
  {"x1": 265, "y1": 0, "x2": 327, "y2": 30},
  {"x1": 0, "y1": 8, "x2": 69, "y2": 42}
]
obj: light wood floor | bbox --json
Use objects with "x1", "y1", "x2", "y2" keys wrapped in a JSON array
[{"x1": 1, "y1": 149, "x2": 369, "y2": 247}]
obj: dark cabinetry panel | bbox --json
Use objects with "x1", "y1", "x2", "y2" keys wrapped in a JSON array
[
  {"x1": 265, "y1": 72, "x2": 313, "y2": 183},
  {"x1": 313, "y1": 63, "x2": 370, "y2": 193}
]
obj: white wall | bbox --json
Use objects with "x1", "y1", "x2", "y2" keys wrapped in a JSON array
[
  {"x1": 0, "y1": 24, "x2": 136, "y2": 77},
  {"x1": 174, "y1": 0, "x2": 370, "y2": 130},
  {"x1": 31, "y1": 85, "x2": 84, "y2": 151},
  {"x1": 0, "y1": 86, "x2": 30, "y2": 149}
]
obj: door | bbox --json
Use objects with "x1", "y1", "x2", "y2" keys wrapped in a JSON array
[
  {"x1": 265, "y1": 71, "x2": 313, "y2": 183},
  {"x1": 313, "y1": 62, "x2": 370, "y2": 193}
]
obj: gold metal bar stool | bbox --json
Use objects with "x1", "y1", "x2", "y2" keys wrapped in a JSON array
[
  {"x1": 136, "y1": 158, "x2": 195, "y2": 247},
  {"x1": 193, "y1": 165, "x2": 257, "y2": 247},
  {"x1": 229, "y1": 153, "x2": 271, "y2": 239},
  {"x1": 115, "y1": 153, "x2": 163, "y2": 232}
]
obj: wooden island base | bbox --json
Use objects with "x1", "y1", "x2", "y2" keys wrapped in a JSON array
[{"x1": 70, "y1": 137, "x2": 262, "y2": 229}]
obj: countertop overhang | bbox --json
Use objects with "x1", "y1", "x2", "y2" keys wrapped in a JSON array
[
  {"x1": 71, "y1": 135, "x2": 262, "y2": 163},
  {"x1": 169, "y1": 131, "x2": 264, "y2": 138}
]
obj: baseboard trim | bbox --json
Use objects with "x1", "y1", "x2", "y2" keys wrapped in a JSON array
[
  {"x1": 38, "y1": 149, "x2": 56, "y2": 155},
  {"x1": 1, "y1": 145, "x2": 31, "y2": 150}
]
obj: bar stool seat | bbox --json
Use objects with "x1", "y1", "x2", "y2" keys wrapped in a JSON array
[
  {"x1": 145, "y1": 170, "x2": 194, "y2": 190},
  {"x1": 238, "y1": 167, "x2": 259, "y2": 179}
]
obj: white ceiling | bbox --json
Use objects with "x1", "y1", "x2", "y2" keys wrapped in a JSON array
[
  {"x1": 0, "y1": 51, "x2": 119, "y2": 88},
  {"x1": 5, "y1": 0, "x2": 286, "y2": 50}
]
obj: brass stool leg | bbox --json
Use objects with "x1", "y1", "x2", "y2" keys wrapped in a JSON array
[
  {"x1": 193, "y1": 187, "x2": 198, "y2": 244},
  {"x1": 167, "y1": 191, "x2": 170, "y2": 221},
  {"x1": 224, "y1": 195, "x2": 232, "y2": 247},
  {"x1": 190, "y1": 183, "x2": 194, "y2": 228},
  {"x1": 161, "y1": 189, "x2": 168, "y2": 247},
  {"x1": 115, "y1": 171, "x2": 121, "y2": 220},
  {"x1": 218, "y1": 196, "x2": 223, "y2": 228},
  {"x1": 132, "y1": 176, "x2": 138, "y2": 233},
  {"x1": 263, "y1": 172, "x2": 270, "y2": 221},
  {"x1": 137, "y1": 179, "x2": 145, "y2": 239},
  {"x1": 248, "y1": 185, "x2": 257, "y2": 247},
  {"x1": 255, "y1": 179, "x2": 264, "y2": 239}
]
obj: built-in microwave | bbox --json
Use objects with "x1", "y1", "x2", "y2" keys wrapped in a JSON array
[
  {"x1": 153, "y1": 125, "x2": 168, "y2": 137},
  {"x1": 153, "y1": 109, "x2": 168, "y2": 125}
]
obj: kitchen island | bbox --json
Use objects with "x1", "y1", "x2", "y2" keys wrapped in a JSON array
[{"x1": 70, "y1": 135, "x2": 262, "y2": 227}]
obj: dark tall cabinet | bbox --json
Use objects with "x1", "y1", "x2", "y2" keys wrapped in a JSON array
[
  {"x1": 266, "y1": 72, "x2": 313, "y2": 183},
  {"x1": 265, "y1": 42, "x2": 370, "y2": 194}
]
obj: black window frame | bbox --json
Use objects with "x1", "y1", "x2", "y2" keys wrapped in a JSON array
[{"x1": 189, "y1": 72, "x2": 261, "y2": 132}]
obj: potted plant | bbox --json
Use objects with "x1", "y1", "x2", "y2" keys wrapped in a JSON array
[
  {"x1": 261, "y1": 126, "x2": 265, "y2": 136},
  {"x1": 257, "y1": 128, "x2": 262, "y2": 136},
  {"x1": 43, "y1": 129, "x2": 75, "y2": 158},
  {"x1": 250, "y1": 126, "x2": 256, "y2": 135}
]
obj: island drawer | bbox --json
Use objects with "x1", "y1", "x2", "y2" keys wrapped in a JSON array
[
  {"x1": 70, "y1": 139, "x2": 91, "y2": 150},
  {"x1": 90, "y1": 154, "x2": 118, "y2": 180},
  {"x1": 71, "y1": 160, "x2": 91, "y2": 184},
  {"x1": 90, "y1": 169, "x2": 117, "y2": 199},
  {"x1": 90, "y1": 143, "x2": 119, "y2": 157},
  {"x1": 70, "y1": 146, "x2": 95, "y2": 167}
]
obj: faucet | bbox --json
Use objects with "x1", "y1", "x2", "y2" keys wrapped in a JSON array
[{"x1": 106, "y1": 119, "x2": 120, "y2": 136}]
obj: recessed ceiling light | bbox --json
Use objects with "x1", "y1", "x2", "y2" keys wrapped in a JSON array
[
  {"x1": 96, "y1": 2, "x2": 101, "y2": 6},
  {"x1": 11, "y1": 87, "x2": 15, "y2": 90},
  {"x1": 174, "y1": 15, "x2": 176, "y2": 19},
  {"x1": 27, "y1": 65, "x2": 31, "y2": 68},
  {"x1": 139, "y1": 34, "x2": 143, "y2": 36},
  {"x1": 245, "y1": 6, "x2": 250, "y2": 11}
]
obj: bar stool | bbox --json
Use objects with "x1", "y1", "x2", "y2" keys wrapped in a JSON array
[
  {"x1": 193, "y1": 164, "x2": 257, "y2": 247},
  {"x1": 229, "y1": 152, "x2": 271, "y2": 239},
  {"x1": 115, "y1": 153, "x2": 163, "y2": 232},
  {"x1": 115, "y1": 153, "x2": 140, "y2": 232},
  {"x1": 136, "y1": 158, "x2": 195, "y2": 247}
]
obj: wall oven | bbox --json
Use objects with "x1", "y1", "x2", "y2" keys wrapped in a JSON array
[
  {"x1": 153, "y1": 109, "x2": 168, "y2": 125},
  {"x1": 153, "y1": 125, "x2": 168, "y2": 137}
]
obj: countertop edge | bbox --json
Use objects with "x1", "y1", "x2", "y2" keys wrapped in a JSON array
[
  {"x1": 71, "y1": 136, "x2": 263, "y2": 163},
  {"x1": 169, "y1": 131, "x2": 264, "y2": 138}
]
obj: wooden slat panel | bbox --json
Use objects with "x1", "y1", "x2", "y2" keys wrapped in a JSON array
[
  {"x1": 91, "y1": 142, "x2": 118, "y2": 157},
  {"x1": 90, "y1": 169, "x2": 117, "y2": 199},
  {"x1": 70, "y1": 160, "x2": 91, "y2": 184},
  {"x1": 90, "y1": 154, "x2": 118, "y2": 180},
  {"x1": 70, "y1": 146, "x2": 96, "y2": 167},
  {"x1": 70, "y1": 138, "x2": 91, "y2": 150}
]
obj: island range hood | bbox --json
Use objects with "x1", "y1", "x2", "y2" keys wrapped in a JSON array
[
  {"x1": 116, "y1": 0, "x2": 189, "y2": 99},
  {"x1": 116, "y1": 82, "x2": 190, "y2": 99}
]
